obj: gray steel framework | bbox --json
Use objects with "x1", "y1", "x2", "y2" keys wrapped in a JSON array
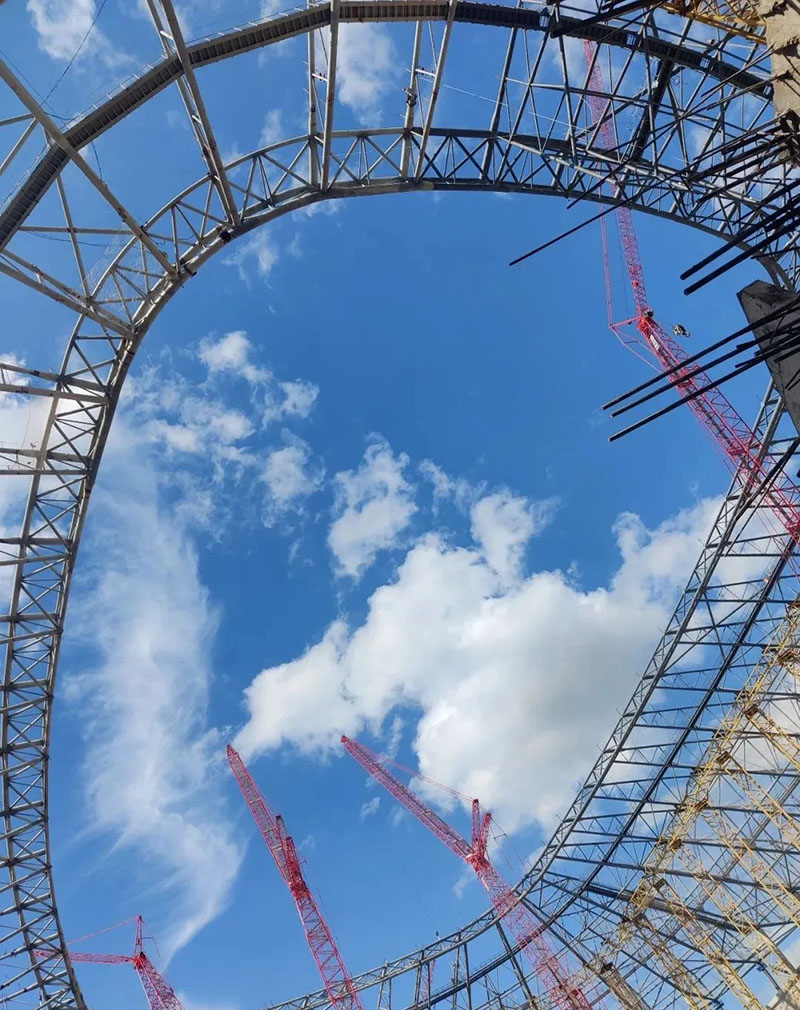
[{"x1": 0, "y1": 3, "x2": 799, "y2": 1010}]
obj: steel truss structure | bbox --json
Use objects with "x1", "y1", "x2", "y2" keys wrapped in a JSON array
[{"x1": 1, "y1": 3, "x2": 800, "y2": 1010}]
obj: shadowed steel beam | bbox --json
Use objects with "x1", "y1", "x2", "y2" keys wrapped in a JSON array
[
  {"x1": 54, "y1": 175, "x2": 89, "y2": 298},
  {"x1": 629, "y1": 58, "x2": 675, "y2": 162},
  {"x1": 321, "y1": 0, "x2": 341, "y2": 190},
  {"x1": 144, "y1": 0, "x2": 241, "y2": 227},
  {"x1": 308, "y1": 4, "x2": 320, "y2": 187},
  {"x1": 0, "y1": 382, "x2": 105, "y2": 404},
  {"x1": 0, "y1": 118, "x2": 37, "y2": 180},
  {"x1": 414, "y1": 0, "x2": 458, "y2": 181},
  {"x1": 480, "y1": 17, "x2": 519, "y2": 178},
  {"x1": 0, "y1": 5, "x2": 769, "y2": 249},
  {"x1": 0, "y1": 255, "x2": 133, "y2": 337},
  {"x1": 401, "y1": 22, "x2": 424, "y2": 176},
  {"x1": 580, "y1": 882, "x2": 739, "y2": 932},
  {"x1": 0, "y1": 60, "x2": 176, "y2": 277}
]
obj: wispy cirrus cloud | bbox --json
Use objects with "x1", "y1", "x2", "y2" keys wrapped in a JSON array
[
  {"x1": 68, "y1": 419, "x2": 243, "y2": 959},
  {"x1": 64, "y1": 329, "x2": 324, "y2": 956}
]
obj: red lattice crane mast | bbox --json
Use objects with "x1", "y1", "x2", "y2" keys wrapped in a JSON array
[
  {"x1": 341, "y1": 736, "x2": 592, "y2": 1010},
  {"x1": 226, "y1": 745, "x2": 364, "y2": 1010},
  {"x1": 583, "y1": 42, "x2": 800, "y2": 543},
  {"x1": 35, "y1": 916, "x2": 184, "y2": 1010}
]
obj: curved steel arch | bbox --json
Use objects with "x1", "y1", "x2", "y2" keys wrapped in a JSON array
[{"x1": 0, "y1": 5, "x2": 799, "y2": 1010}]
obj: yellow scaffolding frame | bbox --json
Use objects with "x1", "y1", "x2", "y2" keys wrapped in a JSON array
[
  {"x1": 660, "y1": 0, "x2": 763, "y2": 42},
  {"x1": 590, "y1": 595, "x2": 800, "y2": 1010}
]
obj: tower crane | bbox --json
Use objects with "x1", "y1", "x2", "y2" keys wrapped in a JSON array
[
  {"x1": 35, "y1": 915, "x2": 184, "y2": 1010},
  {"x1": 226, "y1": 745, "x2": 365, "y2": 1010},
  {"x1": 583, "y1": 42, "x2": 800, "y2": 545},
  {"x1": 340, "y1": 736, "x2": 593, "y2": 1010}
]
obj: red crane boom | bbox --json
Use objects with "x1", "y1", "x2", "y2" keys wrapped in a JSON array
[
  {"x1": 35, "y1": 916, "x2": 184, "y2": 1010},
  {"x1": 341, "y1": 736, "x2": 592, "y2": 1010},
  {"x1": 583, "y1": 42, "x2": 800, "y2": 543},
  {"x1": 226, "y1": 745, "x2": 364, "y2": 1010}
]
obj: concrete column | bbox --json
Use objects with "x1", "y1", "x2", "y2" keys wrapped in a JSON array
[{"x1": 760, "y1": 0, "x2": 800, "y2": 161}]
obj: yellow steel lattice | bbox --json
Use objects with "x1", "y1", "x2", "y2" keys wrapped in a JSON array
[
  {"x1": 597, "y1": 594, "x2": 800, "y2": 1009},
  {"x1": 661, "y1": 0, "x2": 763, "y2": 42}
]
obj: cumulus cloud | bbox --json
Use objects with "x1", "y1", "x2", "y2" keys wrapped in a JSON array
[
  {"x1": 199, "y1": 331, "x2": 270, "y2": 384},
  {"x1": 27, "y1": 0, "x2": 127, "y2": 66},
  {"x1": 262, "y1": 436, "x2": 324, "y2": 525},
  {"x1": 335, "y1": 24, "x2": 397, "y2": 121},
  {"x1": 328, "y1": 438, "x2": 417, "y2": 577},
  {"x1": 69, "y1": 424, "x2": 243, "y2": 958},
  {"x1": 235, "y1": 494, "x2": 721, "y2": 831},
  {"x1": 198, "y1": 331, "x2": 319, "y2": 432},
  {"x1": 470, "y1": 492, "x2": 558, "y2": 584}
]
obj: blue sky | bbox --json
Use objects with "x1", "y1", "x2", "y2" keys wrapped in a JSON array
[{"x1": 0, "y1": 5, "x2": 777, "y2": 1010}]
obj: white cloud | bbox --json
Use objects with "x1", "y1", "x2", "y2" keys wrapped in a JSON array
[
  {"x1": 262, "y1": 437, "x2": 323, "y2": 525},
  {"x1": 27, "y1": 0, "x2": 127, "y2": 66},
  {"x1": 199, "y1": 331, "x2": 270, "y2": 384},
  {"x1": 279, "y1": 380, "x2": 318, "y2": 419},
  {"x1": 328, "y1": 438, "x2": 417, "y2": 577},
  {"x1": 223, "y1": 231, "x2": 279, "y2": 285},
  {"x1": 335, "y1": 24, "x2": 397, "y2": 122},
  {"x1": 359, "y1": 796, "x2": 381, "y2": 821},
  {"x1": 419, "y1": 460, "x2": 476, "y2": 514},
  {"x1": 56, "y1": 332, "x2": 324, "y2": 954},
  {"x1": 120, "y1": 341, "x2": 322, "y2": 536},
  {"x1": 260, "y1": 109, "x2": 283, "y2": 148},
  {"x1": 120, "y1": 367, "x2": 256, "y2": 523},
  {"x1": 452, "y1": 863, "x2": 476, "y2": 899},
  {"x1": 0, "y1": 358, "x2": 61, "y2": 604},
  {"x1": 69, "y1": 423, "x2": 243, "y2": 959},
  {"x1": 470, "y1": 492, "x2": 558, "y2": 584},
  {"x1": 234, "y1": 495, "x2": 721, "y2": 832},
  {"x1": 198, "y1": 332, "x2": 319, "y2": 431},
  {"x1": 0, "y1": 378, "x2": 49, "y2": 453},
  {"x1": 264, "y1": 379, "x2": 319, "y2": 426},
  {"x1": 385, "y1": 714, "x2": 403, "y2": 758}
]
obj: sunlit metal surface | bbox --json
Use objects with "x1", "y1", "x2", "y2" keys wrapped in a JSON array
[{"x1": 1, "y1": 3, "x2": 798, "y2": 1010}]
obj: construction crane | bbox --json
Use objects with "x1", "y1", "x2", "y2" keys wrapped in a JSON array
[
  {"x1": 35, "y1": 916, "x2": 184, "y2": 1010},
  {"x1": 583, "y1": 41, "x2": 800, "y2": 545},
  {"x1": 226, "y1": 745, "x2": 365, "y2": 1010},
  {"x1": 340, "y1": 735, "x2": 593, "y2": 1010}
]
